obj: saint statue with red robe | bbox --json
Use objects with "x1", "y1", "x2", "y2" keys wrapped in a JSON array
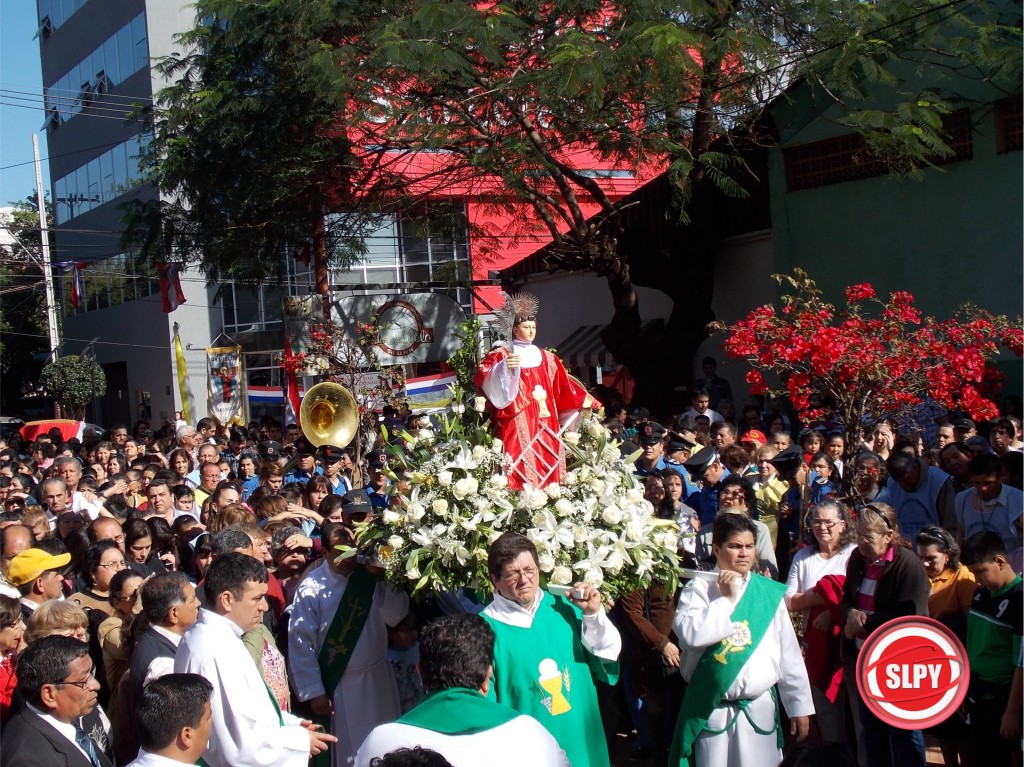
[{"x1": 475, "y1": 294, "x2": 594, "y2": 489}]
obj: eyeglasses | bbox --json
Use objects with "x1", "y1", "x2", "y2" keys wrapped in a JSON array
[
  {"x1": 719, "y1": 490, "x2": 745, "y2": 499},
  {"x1": 97, "y1": 559, "x2": 127, "y2": 570},
  {"x1": 56, "y1": 666, "x2": 97, "y2": 689},
  {"x1": 811, "y1": 519, "x2": 839, "y2": 529},
  {"x1": 500, "y1": 566, "x2": 537, "y2": 583}
]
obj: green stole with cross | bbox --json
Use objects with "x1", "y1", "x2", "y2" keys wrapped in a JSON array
[
  {"x1": 668, "y1": 573, "x2": 786, "y2": 767},
  {"x1": 311, "y1": 564, "x2": 377, "y2": 767}
]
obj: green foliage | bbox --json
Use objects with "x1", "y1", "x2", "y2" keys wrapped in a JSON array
[
  {"x1": 39, "y1": 355, "x2": 106, "y2": 419},
  {"x1": 449, "y1": 317, "x2": 483, "y2": 396}
]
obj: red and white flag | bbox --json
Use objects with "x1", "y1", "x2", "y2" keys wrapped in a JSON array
[
  {"x1": 70, "y1": 261, "x2": 86, "y2": 308},
  {"x1": 282, "y1": 334, "x2": 301, "y2": 427},
  {"x1": 158, "y1": 262, "x2": 186, "y2": 313}
]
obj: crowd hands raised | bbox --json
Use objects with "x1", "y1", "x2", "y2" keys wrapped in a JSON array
[{"x1": 0, "y1": 360, "x2": 1019, "y2": 767}]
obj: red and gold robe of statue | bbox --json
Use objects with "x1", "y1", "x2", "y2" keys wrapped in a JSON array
[{"x1": 475, "y1": 342, "x2": 588, "y2": 490}]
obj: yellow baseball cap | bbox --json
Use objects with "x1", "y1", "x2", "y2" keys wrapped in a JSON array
[{"x1": 8, "y1": 548, "x2": 71, "y2": 587}]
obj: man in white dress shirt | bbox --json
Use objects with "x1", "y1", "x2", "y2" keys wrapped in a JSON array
[
  {"x1": 670, "y1": 513, "x2": 813, "y2": 767},
  {"x1": 355, "y1": 614, "x2": 569, "y2": 767},
  {"x1": 174, "y1": 553, "x2": 336, "y2": 767},
  {"x1": 127, "y1": 674, "x2": 213, "y2": 767},
  {"x1": 289, "y1": 519, "x2": 409, "y2": 767}
]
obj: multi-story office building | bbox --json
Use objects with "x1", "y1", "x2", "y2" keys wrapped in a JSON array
[{"x1": 35, "y1": 1, "x2": 647, "y2": 428}]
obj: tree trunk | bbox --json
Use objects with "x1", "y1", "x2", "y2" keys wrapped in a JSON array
[{"x1": 313, "y1": 216, "x2": 330, "y2": 321}]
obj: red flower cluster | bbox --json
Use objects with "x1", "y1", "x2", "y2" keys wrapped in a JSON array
[{"x1": 713, "y1": 271, "x2": 1022, "y2": 455}]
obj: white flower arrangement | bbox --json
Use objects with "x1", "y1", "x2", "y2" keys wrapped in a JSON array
[{"x1": 356, "y1": 394, "x2": 679, "y2": 600}]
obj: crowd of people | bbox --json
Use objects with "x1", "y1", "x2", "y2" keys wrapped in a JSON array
[
  {"x1": 601, "y1": 359, "x2": 1022, "y2": 767},
  {"x1": 0, "y1": 355, "x2": 1018, "y2": 767}
]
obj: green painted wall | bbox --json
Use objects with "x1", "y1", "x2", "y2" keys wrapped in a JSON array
[{"x1": 768, "y1": 85, "x2": 1023, "y2": 397}]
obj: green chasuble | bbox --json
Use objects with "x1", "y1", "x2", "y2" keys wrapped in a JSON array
[{"x1": 483, "y1": 592, "x2": 619, "y2": 767}]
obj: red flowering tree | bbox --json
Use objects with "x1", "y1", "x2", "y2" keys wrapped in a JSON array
[
  {"x1": 713, "y1": 270, "x2": 1022, "y2": 463},
  {"x1": 282, "y1": 316, "x2": 406, "y2": 476}
]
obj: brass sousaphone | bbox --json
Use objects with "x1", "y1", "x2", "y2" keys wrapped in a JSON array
[{"x1": 299, "y1": 381, "x2": 359, "y2": 448}]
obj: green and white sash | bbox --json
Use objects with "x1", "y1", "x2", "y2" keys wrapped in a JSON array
[
  {"x1": 312, "y1": 565, "x2": 377, "y2": 767},
  {"x1": 399, "y1": 687, "x2": 519, "y2": 734},
  {"x1": 669, "y1": 573, "x2": 786, "y2": 767}
]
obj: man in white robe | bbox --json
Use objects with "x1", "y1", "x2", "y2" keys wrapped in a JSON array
[
  {"x1": 174, "y1": 553, "x2": 334, "y2": 767},
  {"x1": 355, "y1": 614, "x2": 568, "y2": 767},
  {"x1": 289, "y1": 521, "x2": 409, "y2": 767},
  {"x1": 672, "y1": 513, "x2": 813, "y2": 767}
]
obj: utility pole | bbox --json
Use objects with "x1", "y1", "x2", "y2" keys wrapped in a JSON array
[{"x1": 33, "y1": 135, "x2": 61, "y2": 360}]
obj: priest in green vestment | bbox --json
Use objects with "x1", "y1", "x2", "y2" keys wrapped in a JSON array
[
  {"x1": 480, "y1": 533, "x2": 621, "y2": 767},
  {"x1": 354, "y1": 614, "x2": 568, "y2": 767}
]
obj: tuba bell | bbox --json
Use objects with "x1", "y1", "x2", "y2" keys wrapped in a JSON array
[{"x1": 299, "y1": 381, "x2": 359, "y2": 449}]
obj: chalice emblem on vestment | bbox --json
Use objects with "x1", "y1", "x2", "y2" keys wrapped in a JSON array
[
  {"x1": 538, "y1": 658, "x2": 571, "y2": 715},
  {"x1": 713, "y1": 620, "x2": 752, "y2": 664}
]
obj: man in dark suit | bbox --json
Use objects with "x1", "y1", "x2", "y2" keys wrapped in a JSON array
[{"x1": 2, "y1": 634, "x2": 112, "y2": 767}]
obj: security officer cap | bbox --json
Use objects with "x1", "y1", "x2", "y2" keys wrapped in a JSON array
[{"x1": 638, "y1": 421, "x2": 666, "y2": 445}]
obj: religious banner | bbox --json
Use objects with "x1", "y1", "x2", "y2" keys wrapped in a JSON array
[
  {"x1": 206, "y1": 344, "x2": 243, "y2": 425},
  {"x1": 284, "y1": 295, "x2": 321, "y2": 375}
]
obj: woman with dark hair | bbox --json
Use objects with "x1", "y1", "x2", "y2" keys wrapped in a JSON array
[
  {"x1": 318, "y1": 493, "x2": 344, "y2": 523},
  {"x1": 68, "y1": 540, "x2": 125, "y2": 619},
  {"x1": 914, "y1": 525, "x2": 974, "y2": 767},
  {"x1": 306, "y1": 474, "x2": 332, "y2": 515},
  {"x1": 842, "y1": 502, "x2": 929, "y2": 767},
  {"x1": 0, "y1": 594, "x2": 24, "y2": 724},
  {"x1": 189, "y1": 530, "x2": 214, "y2": 582},
  {"x1": 147, "y1": 517, "x2": 178, "y2": 572},
  {"x1": 643, "y1": 474, "x2": 674, "y2": 520},
  {"x1": 258, "y1": 463, "x2": 285, "y2": 495},
  {"x1": 99, "y1": 568, "x2": 143, "y2": 697},
  {"x1": 123, "y1": 518, "x2": 154, "y2": 566},
  {"x1": 168, "y1": 447, "x2": 194, "y2": 486},
  {"x1": 785, "y1": 499, "x2": 857, "y2": 742}
]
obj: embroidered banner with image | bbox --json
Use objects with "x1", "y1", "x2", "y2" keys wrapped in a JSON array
[{"x1": 207, "y1": 345, "x2": 244, "y2": 425}]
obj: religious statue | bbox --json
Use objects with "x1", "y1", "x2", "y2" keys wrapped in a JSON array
[{"x1": 475, "y1": 293, "x2": 595, "y2": 489}]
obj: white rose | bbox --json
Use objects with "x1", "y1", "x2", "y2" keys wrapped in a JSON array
[
  {"x1": 532, "y1": 511, "x2": 548, "y2": 527},
  {"x1": 545, "y1": 483, "x2": 562, "y2": 499},
  {"x1": 625, "y1": 487, "x2": 644, "y2": 504},
  {"x1": 550, "y1": 566, "x2": 573, "y2": 585},
  {"x1": 586, "y1": 421, "x2": 604, "y2": 438},
  {"x1": 554, "y1": 498, "x2": 573, "y2": 517},
  {"x1": 590, "y1": 479, "x2": 606, "y2": 496},
  {"x1": 528, "y1": 489, "x2": 549, "y2": 510},
  {"x1": 601, "y1": 505, "x2": 623, "y2": 525},
  {"x1": 538, "y1": 552, "x2": 556, "y2": 572},
  {"x1": 563, "y1": 431, "x2": 581, "y2": 446},
  {"x1": 452, "y1": 478, "x2": 472, "y2": 500},
  {"x1": 584, "y1": 568, "x2": 604, "y2": 588},
  {"x1": 406, "y1": 565, "x2": 421, "y2": 580},
  {"x1": 489, "y1": 474, "x2": 508, "y2": 489},
  {"x1": 437, "y1": 470, "x2": 453, "y2": 487},
  {"x1": 472, "y1": 445, "x2": 487, "y2": 462},
  {"x1": 491, "y1": 438, "x2": 504, "y2": 453},
  {"x1": 573, "y1": 525, "x2": 588, "y2": 543},
  {"x1": 563, "y1": 471, "x2": 578, "y2": 486},
  {"x1": 382, "y1": 509, "x2": 402, "y2": 525},
  {"x1": 432, "y1": 498, "x2": 449, "y2": 516},
  {"x1": 387, "y1": 535, "x2": 404, "y2": 550},
  {"x1": 453, "y1": 403, "x2": 466, "y2": 415},
  {"x1": 474, "y1": 396, "x2": 487, "y2": 412},
  {"x1": 465, "y1": 477, "x2": 479, "y2": 494},
  {"x1": 406, "y1": 502, "x2": 425, "y2": 522}
]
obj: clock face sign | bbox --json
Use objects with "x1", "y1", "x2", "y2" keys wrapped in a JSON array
[
  {"x1": 331, "y1": 293, "x2": 467, "y2": 365},
  {"x1": 375, "y1": 300, "x2": 434, "y2": 357}
]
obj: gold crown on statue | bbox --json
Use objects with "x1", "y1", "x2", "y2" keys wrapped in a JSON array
[{"x1": 511, "y1": 292, "x2": 540, "y2": 324}]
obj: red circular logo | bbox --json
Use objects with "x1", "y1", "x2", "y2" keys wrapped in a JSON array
[{"x1": 855, "y1": 616, "x2": 969, "y2": 729}]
